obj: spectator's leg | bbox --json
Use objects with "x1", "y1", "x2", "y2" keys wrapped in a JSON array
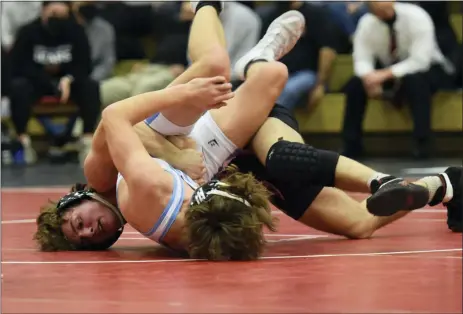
[
  {"x1": 100, "y1": 76, "x2": 133, "y2": 108},
  {"x1": 9, "y1": 77, "x2": 42, "y2": 164},
  {"x1": 276, "y1": 70, "x2": 317, "y2": 112},
  {"x1": 131, "y1": 70, "x2": 176, "y2": 96},
  {"x1": 401, "y1": 72, "x2": 433, "y2": 159},
  {"x1": 342, "y1": 76, "x2": 368, "y2": 159},
  {"x1": 70, "y1": 78, "x2": 101, "y2": 164},
  {"x1": 1, "y1": 47, "x2": 11, "y2": 97}
]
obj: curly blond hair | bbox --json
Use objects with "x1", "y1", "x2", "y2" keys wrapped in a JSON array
[{"x1": 184, "y1": 166, "x2": 277, "y2": 261}]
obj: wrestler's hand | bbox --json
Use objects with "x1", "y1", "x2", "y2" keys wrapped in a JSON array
[
  {"x1": 175, "y1": 148, "x2": 207, "y2": 185},
  {"x1": 185, "y1": 76, "x2": 234, "y2": 110}
]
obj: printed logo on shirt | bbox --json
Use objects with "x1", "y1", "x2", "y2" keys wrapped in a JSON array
[{"x1": 33, "y1": 44, "x2": 72, "y2": 65}]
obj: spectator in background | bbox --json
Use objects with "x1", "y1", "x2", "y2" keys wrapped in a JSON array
[
  {"x1": 72, "y1": 1, "x2": 115, "y2": 82},
  {"x1": 100, "y1": 1, "x2": 191, "y2": 107},
  {"x1": 101, "y1": 1, "x2": 261, "y2": 107},
  {"x1": 98, "y1": 1, "x2": 157, "y2": 60},
  {"x1": 260, "y1": 1, "x2": 349, "y2": 113},
  {"x1": 323, "y1": 2, "x2": 368, "y2": 43},
  {"x1": 9, "y1": 1, "x2": 100, "y2": 165},
  {"x1": 1, "y1": 1, "x2": 42, "y2": 98},
  {"x1": 221, "y1": 1, "x2": 261, "y2": 84},
  {"x1": 342, "y1": 1, "x2": 455, "y2": 160}
]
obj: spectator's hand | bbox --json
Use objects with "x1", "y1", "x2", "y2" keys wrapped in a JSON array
[
  {"x1": 365, "y1": 83, "x2": 383, "y2": 99},
  {"x1": 185, "y1": 76, "x2": 234, "y2": 110},
  {"x1": 308, "y1": 84, "x2": 325, "y2": 109},
  {"x1": 58, "y1": 76, "x2": 72, "y2": 103},
  {"x1": 131, "y1": 63, "x2": 148, "y2": 73},
  {"x1": 363, "y1": 70, "x2": 389, "y2": 89}
]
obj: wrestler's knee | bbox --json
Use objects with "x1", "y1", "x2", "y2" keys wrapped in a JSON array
[
  {"x1": 196, "y1": 46, "x2": 230, "y2": 81},
  {"x1": 257, "y1": 62, "x2": 288, "y2": 93},
  {"x1": 345, "y1": 220, "x2": 375, "y2": 239}
]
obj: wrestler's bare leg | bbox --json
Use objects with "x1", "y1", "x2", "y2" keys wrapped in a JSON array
[
  {"x1": 161, "y1": 1, "x2": 230, "y2": 127},
  {"x1": 250, "y1": 118, "x2": 410, "y2": 239},
  {"x1": 210, "y1": 11, "x2": 305, "y2": 148}
]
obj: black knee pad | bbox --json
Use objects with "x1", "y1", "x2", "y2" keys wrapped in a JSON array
[
  {"x1": 270, "y1": 180, "x2": 323, "y2": 220},
  {"x1": 265, "y1": 140, "x2": 340, "y2": 187},
  {"x1": 268, "y1": 104, "x2": 299, "y2": 132}
]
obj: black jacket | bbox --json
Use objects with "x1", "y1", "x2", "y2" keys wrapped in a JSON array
[{"x1": 11, "y1": 18, "x2": 92, "y2": 83}]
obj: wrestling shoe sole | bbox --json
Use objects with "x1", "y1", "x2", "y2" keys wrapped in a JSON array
[{"x1": 367, "y1": 183, "x2": 430, "y2": 217}]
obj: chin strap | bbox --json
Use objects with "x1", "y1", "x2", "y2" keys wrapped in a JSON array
[
  {"x1": 88, "y1": 192, "x2": 126, "y2": 226},
  {"x1": 57, "y1": 189, "x2": 126, "y2": 227}
]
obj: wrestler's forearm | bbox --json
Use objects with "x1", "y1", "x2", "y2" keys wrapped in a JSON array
[
  {"x1": 84, "y1": 122, "x2": 117, "y2": 193},
  {"x1": 133, "y1": 122, "x2": 185, "y2": 168},
  {"x1": 107, "y1": 84, "x2": 190, "y2": 126}
]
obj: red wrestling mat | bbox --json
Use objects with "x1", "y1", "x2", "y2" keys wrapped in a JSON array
[{"x1": 2, "y1": 187, "x2": 462, "y2": 313}]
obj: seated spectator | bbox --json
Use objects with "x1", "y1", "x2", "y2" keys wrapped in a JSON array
[
  {"x1": 416, "y1": 1, "x2": 461, "y2": 89},
  {"x1": 98, "y1": 1, "x2": 157, "y2": 60},
  {"x1": 100, "y1": 1, "x2": 191, "y2": 107},
  {"x1": 1, "y1": 1, "x2": 42, "y2": 98},
  {"x1": 9, "y1": 1, "x2": 100, "y2": 165},
  {"x1": 342, "y1": 1, "x2": 456, "y2": 160},
  {"x1": 323, "y1": 2, "x2": 368, "y2": 43},
  {"x1": 261, "y1": 1, "x2": 349, "y2": 113},
  {"x1": 101, "y1": 1, "x2": 261, "y2": 106},
  {"x1": 72, "y1": 1, "x2": 116, "y2": 82}
]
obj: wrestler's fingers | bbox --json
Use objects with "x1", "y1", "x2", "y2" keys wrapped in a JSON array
[
  {"x1": 215, "y1": 82, "x2": 233, "y2": 92},
  {"x1": 214, "y1": 92, "x2": 234, "y2": 103},
  {"x1": 209, "y1": 76, "x2": 227, "y2": 85}
]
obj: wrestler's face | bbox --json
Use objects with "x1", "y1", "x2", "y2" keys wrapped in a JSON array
[{"x1": 61, "y1": 200, "x2": 121, "y2": 248}]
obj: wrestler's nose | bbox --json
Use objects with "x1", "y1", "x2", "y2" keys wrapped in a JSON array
[{"x1": 80, "y1": 226, "x2": 94, "y2": 238}]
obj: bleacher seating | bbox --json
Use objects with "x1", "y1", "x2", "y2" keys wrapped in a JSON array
[{"x1": 7, "y1": 11, "x2": 461, "y2": 157}]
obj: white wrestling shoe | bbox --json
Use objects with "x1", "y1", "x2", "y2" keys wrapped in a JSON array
[
  {"x1": 234, "y1": 10, "x2": 305, "y2": 80},
  {"x1": 190, "y1": 1, "x2": 225, "y2": 13}
]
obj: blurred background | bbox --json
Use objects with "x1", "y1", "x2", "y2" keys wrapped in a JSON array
[{"x1": 1, "y1": 1, "x2": 462, "y2": 188}]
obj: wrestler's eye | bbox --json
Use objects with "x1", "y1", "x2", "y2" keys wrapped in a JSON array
[{"x1": 77, "y1": 218, "x2": 83, "y2": 230}]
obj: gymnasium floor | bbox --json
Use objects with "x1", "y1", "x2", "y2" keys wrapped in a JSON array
[{"x1": 2, "y1": 160, "x2": 462, "y2": 313}]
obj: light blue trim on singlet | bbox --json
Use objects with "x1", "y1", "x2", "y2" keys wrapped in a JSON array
[
  {"x1": 116, "y1": 158, "x2": 199, "y2": 245},
  {"x1": 142, "y1": 167, "x2": 181, "y2": 237},
  {"x1": 145, "y1": 112, "x2": 160, "y2": 125}
]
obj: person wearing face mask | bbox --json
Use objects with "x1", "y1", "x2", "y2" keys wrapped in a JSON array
[
  {"x1": 72, "y1": 1, "x2": 115, "y2": 82},
  {"x1": 9, "y1": 1, "x2": 100, "y2": 165}
]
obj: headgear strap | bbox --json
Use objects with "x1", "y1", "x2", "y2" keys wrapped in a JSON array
[
  {"x1": 190, "y1": 180, "x2": 251, "y2": 207},
  {"x1": 57, "y1": 190, "x2": 126, "y2": 226}
]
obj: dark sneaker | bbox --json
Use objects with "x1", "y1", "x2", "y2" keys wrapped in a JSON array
[
  {"x1": 366, "y1": 178, "x2": 429, "y2": 217},
  {"x1": 439, "y1": 167, "x2": 462, "y2": 233},
  {"x1": 369, "y1": 175, "x2": 399, "y2": 194}
]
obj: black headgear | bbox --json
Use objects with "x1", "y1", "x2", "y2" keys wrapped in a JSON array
[{"x1": 57, "y1": 189, "x2": 126, "y2": 250}]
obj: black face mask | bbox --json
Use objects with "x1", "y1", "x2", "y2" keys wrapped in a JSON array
[
  {"x1": 47, "y1": 17, "x2": 71, "y2": 37},
  {"x1": 78, "y1": 5, "x2": 98, "y2": 22}
]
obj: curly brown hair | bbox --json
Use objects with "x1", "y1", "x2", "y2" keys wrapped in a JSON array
[
  {"x1": 34, "y1": 183, "x2": 87, "y2": 251},
  {"x1": 184, "y1": 166, "x2": 277, "y2": 261}
]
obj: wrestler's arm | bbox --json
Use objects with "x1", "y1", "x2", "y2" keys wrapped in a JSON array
[
  {"x1": 84, "y1": 122, "x2": 187, "y2": 193},
  {"x1": 84, "y1": 85, "x2": 193, "y2": 193}
]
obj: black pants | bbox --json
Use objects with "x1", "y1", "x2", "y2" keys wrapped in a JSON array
[
  {"x1": 1, "y1": 47, "x2": 11, "y2": 96},
  {"x1": 9, "y1": 77, "x2": 100, "y2": 136},
  {"x1": 342, "y1": 67, "x2": 448, "y2": 152}
]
